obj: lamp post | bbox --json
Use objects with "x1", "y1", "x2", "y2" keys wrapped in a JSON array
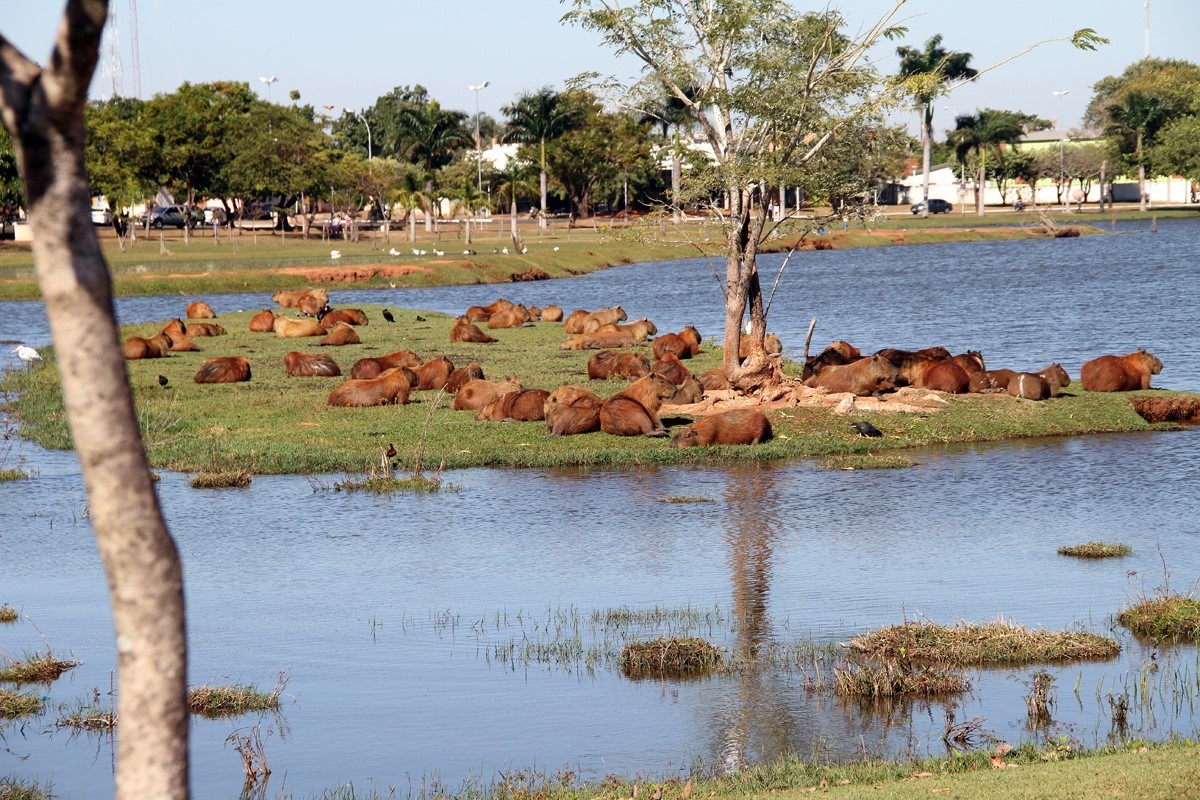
[
  {"x1": 1052, "y1": 90, "x2": 1069, "y2": 208},
  {"x1": 258, "y1": 75, "x2": 278, "y2": 103},
  {"x1": 344, "y1": 108, "x2": 372, "y2": 161},
  {"x1": 467, "y1": 81, "x2": 490, "y2": 194}
]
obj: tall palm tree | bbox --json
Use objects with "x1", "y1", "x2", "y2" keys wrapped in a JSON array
[
  {"x1": 641, "y1": 85, "x2": 697, "y2": 223},
  {"x1": 948, "y1": 110, "x2": 1026, "y2": 215},
  {"x1": 503, "y1": 88, "x2": 576, "y2": 228},
  {"x1": 897, "y1": 35, "x2": 977, "y2": 217},
  {"x1": 393, "y1": 100, "x2": 471, "y2": 231},
  {"x1": 493, "y1": 158, "x2": 537, "y2": 244},
  {"x1": 1105, "y1": 91, "x2": 1169, "y2": 212}
]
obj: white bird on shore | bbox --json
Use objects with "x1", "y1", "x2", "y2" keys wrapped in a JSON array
[
  {"x1": 11, "y1": 345, "x2": 41, "y2": 367},
  {"x1": 412, "y1": 248, "x2": 421, "y2": 256},
  {"x1": 388, "y1": 247, "x2": 400, "y2": 256},
  {"x1": 501, "y1": 246, "x2": 509, "y2": 255},
  {"x1": 433, "y1": 249, "x2": 445, "y2": 256},
  {"x1": 552, "y1": 246, "x2": 560, "y2": 252},
  {"x1": 330, "y1": 250, "x2": 342, "y2": 259}
]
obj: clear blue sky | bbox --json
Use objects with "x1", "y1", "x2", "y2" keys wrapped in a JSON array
[{"x1": 5, "y1": 1, "x2": 1197, "y2": 137}]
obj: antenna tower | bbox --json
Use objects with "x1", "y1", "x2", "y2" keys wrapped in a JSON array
[
  {"x1": 129, "y1": 0, "x2": 143, "y2": 99},
  {"x1": 103, "y1": 4, "x2": 122, "y2": 97}
]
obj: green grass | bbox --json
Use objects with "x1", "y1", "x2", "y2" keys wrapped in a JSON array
[
  {"x1": 1057, "y1": 541, "x2": 1133, "y2": 559},
  {"x1": 619, "y1": 637, "x2": 723, "y2": 679},
  {"x1": 188, "y1": 468, "x2": 253, "y2": 488},
  {"x1": 0, "y1": 469, "x2": 30, "y2": 483},
  {"x1": 848, "y1": 620, "x2": 1121, "y2": 665},
  {"x1": 1, "y1": 305, "x2": 1190, "y2": 475},
  {"x1": 0, "y1": 775, "x2": 55, "y2": 800},
  {"x1": 0, "y1": 652, "x2": 78, "y2": 685},
  {"x1": 831, "y1": 658, "x2": 969, "y2": 698},
  {"x1": 55, "y1": 702, "x2": 116, "y2": 731},
  {"x1": 0, "y1": 689, "x2": 43, "y2": 719},
  {"x1": 1117, "y1": 594, "x2": 1200, "y2": 642},
  {"x1": 187, "y1": 682, "x2": 281, "y2": 718}
]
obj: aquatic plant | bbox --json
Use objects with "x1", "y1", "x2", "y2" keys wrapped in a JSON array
[
  {"x1": 187, "y1": 681, "x2": 282, "y2": 719},
  {"x1": 832, "y1": 658, "x2": 969, "y2": 698},
  {"x1": 848, "y1": 619, "x2": 1121, "y2": 665},
  {"x1": 1058, "y1": 541, "x2": 1132, "y2": 558},
  {"x1": 1117, "y1": 594, "x2": 1200, "y2": 642},
  {"x1": 0, "y1": 605, "x2": 17, "y2": 624},
  {"x1": 0, "y1": 688, "x2": 43, "y2": 719},
  {"x1": 0, "y1": 652, "x2": 78, "y2": 684},
  {"x1": 620, "y1": 637, "x2": 723, "y2": 679},
  {"x1": 189, "y1": 468, "x2": 253, "y2": 489}
]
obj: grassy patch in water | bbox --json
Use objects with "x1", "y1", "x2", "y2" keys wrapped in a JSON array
[
  {"x1": 0, "y1": 605, "x2": 16, "y2": 624},
  {"x1": 657, "y1": 495, "x2": 713, "y2": 503},
  {"x1": 832, "y1": 658, "x2": 969, "y2": 699},
  {"x1": 1058, "y1": 541, "x2": 1132, "y2": 559},
  {"x1": 189, "y1": 468, "x2": 253, "y2": 488},
  {"x1": 818, "y1": 453, "x2": 915, "y2": 470},
  {"x1": 0, "y1": 688, "x2": 43, "y2": 719},
  {"x1": 0, "y1": 468, "x2": 29, "y2": 483},
  {"x1": 56, "y1": 702, "x2": 116, "y2": 731},
  {"x1": 187, "y1": 682, "x2": 281, "y2": 718},
  {"x1": 0, "y1": 775, "x2": 55, "y2": 800},
  {"x1": 620, "y1": 637, "x2": 723, "y2": 679},
  {"x1": 1117, "y1": 595, "x2": 1200, "y2": 642},
  {"x1": 0, "y1": 652, "x2": 78, "y2": 684},
  {"x1": 848, "y1": 619, "x2": 1120, "y2": 665},
  {"x1": 332, "y1": 472, "x2": 449, "y2": 494}
]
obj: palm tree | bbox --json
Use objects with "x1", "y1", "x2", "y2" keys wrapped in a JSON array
[
  {"x1": 393, "y1": 100, "x2": 471, "y2": 231},
  {"x1": 896, "y1": 35, "x2": 977, "y2": 217},
  {"x1": 493, "y1": 157, "x2": 537, "y2": 245},
  {"x1": 503, "y1": 88, "x2": 576, "y2": 228},
  {"x1": 394, "y1": 169, "x2": 430, "y2": 243},
  {"x1": 1105, "y1": 91, "x2": 1170, "y2": 212},
  {"x1": 640, "y1": 85, "x2": 697, "y2": 223},
  {"x1": 948, "y1": 110, "x2": 1026, "y2": 215}
]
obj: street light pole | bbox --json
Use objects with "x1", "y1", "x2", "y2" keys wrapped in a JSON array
[
  {"x1": 1052, "y1": 90, "x2": 1069, "y2": 209},
  {"x1": 258, "y1": 75, "x2": 277, "y2": 103},
  {"x1": 467, "y1": 81, "x2": 490, "y2": 194},
  {"x1": 344, "y1": 108, "x2": 372, "y2": 161}
]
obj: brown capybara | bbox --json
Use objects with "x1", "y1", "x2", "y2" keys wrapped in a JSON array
[
  {"x1": 1007, "y1": 372, "x2": 1051, "y2": 400},
  {"x1": 326, "y1": 367, "x2": 413, "y2": 407},
  {"x1": 161, "y1": 318, "x2": 187, "y2": 339},
  {"x1": 700, "y1": 367, "x2": 732, "y2": 391},
  {"x1": 804, "y1": 354, "x2": 899, "y2": 397},
  {"x1": 283, "y1": 351, "x2": 341, "y2": 377},
  {"x1": 875, "y1": 346, "x2": 952, "y2": 368},
  {"x1": 453, "y1": 378, "x2": 522, "y2": 411},
  {"x1": 541, "y1": 306, "x2": 564, "y2": 322},
  {"x1": 249, "y1": 310, "x2": 277, "y2": 333},
  {"x1": 528, "y1": 306, "x2": 542, "y2": 320},
  {"x1": 544, "y1": 385, "x2": 603, "y2": 436},
  {"x1": 273, "y1": 288, "x2": 329, "y2": 309},
  {"x1": 186, "y1": 301, "x2": 216, "y2": 319},
  {"x1": 560, "y1": 332, "x2": 636, "y2": 350},
  {"x1": 194, "y1": 356, "x2": 251, "y2": 384},
  {"x1": 1037, "y1": 363, "x2": 1071, "y2": 396},
  {"x1": 487, "y1": 305, "x2": 532, "y2": 329},
  {"x1": 671, "y1": 409, "x2": 772, "y2": 448},
  {"x1": 951, "y1": 351, "x2": 986, "y2": 376},
  {"x1": 451, "y1": 316, "x2": 497, "y2": 343},
  {"x1": 589, "y1": 350, "x2": 650, "y2": 381},
  {"x1": 582, "y1": 306, "x2": 627, "y2": 333},
  {"x1": 444, "y1": 363, "x2": 486, "y2": 394},
  {"x1": 1081, "y1": 349, "x2": 1162, "y2": 392},
  {"x1": 969, "y1": 369, "x2": 1018, "y2": 393},
  {"x1": 611, "y1": 318, "x2": 657, "y2": 342},
  {"x1": 653, "y1": 332, "x2": 689, "y2": 361},
  {"x1": 738, "y1": 332, "x2": 782, "y2": 360},
  {"x1": 476, "y1": 388, "x2": 551, "y2": 422},
  {"x1": 351, "y1": 350, "x2": 423, "y2": 380},
  {"x1": 275, "y1": 317, "x2": 327, "y2": 338},
  {"x1": 318, "y1": 309, "x2": 360, "y2": 330},
  {"x1": 599, "y1": 373, "x2": 677, "y2": 436},
  {"x1": 163, "y1": 332, "x2": 201, "y2": 352},
  {"x1": 671, "y1": 374, "x2": 705, "y2": 405},
  {"x1": 803, "y1": 343, "x2": 856, "y2": 379},
  {"x1": 185, "y1": 322, "x2": 227, "y2": 337},
  {"x1": 563, "y1": 309, "x2": 590, "y2": 334},
  {"x1": 679, "y1": 325, "x2": 702, "y2": 356},
  {"x1": 122, "y1": 334, "x2": 171, "y2": 360},
  {"x1": 465, "y1": 298, "x2": 515, "y2": 323},
  {"x1": 412, "y1": 355, "x2": 455, "y2": 390},
  {"x1": 921, "y1": 361, "x2": 970, "y2": 393},
  {"x1": 318, "y1": 322, "x2": 360, "y2": 346},
  {"x1": 339, "y1": 308, "x2": 369, "y2": 326},
  {"x1": 651, "y1": 352, "x2": 691, "y2": 385},
  {"x1": 297, "y1": 293, "x2": 330, "y2": 317}
]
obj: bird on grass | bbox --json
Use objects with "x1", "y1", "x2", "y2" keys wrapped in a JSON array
[
  {"x1": 386, "y1": 443, "x2": 397, "y2": 459},
  {"x1": 330, "y1": 249, "x2": 342, "y2": 259},
  {"x1": 11, "y1": 345, "x2": 42, "y2": 367},
  {"x1": 157, "y1": 374, "x2": 169, "y2": 388},
  {"x1": 850, "y1": 420, "x2": 883, "y2": 437},
  {"x1": 414, "y1": 315, "x2": 426, "y2": 322},
  {"x1": 382, "y1": 308, "x2": 395, "y2": 323}
]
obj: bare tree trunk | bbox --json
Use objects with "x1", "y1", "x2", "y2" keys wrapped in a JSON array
[
  {"x1": 920, "y1": 103, "x2": 932, "y2": 218},
  {"x1": 0, "y1": 4, "x2": 189, "y2": 798},
  {"x1": 671, "y1": 133, "x2": 682, "y2": 224},
  {"x1": 539, "y1": 138, "x2": 549, "y2": 229}
]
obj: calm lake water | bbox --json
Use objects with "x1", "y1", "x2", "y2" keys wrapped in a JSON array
[{"x1": 1, "y1": 219, "x2": 1198, "y2": 798}]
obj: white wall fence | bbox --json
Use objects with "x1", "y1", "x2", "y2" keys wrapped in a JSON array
[{"x1": 902, "y1": 175, "x2": 1194, "y2": 208}]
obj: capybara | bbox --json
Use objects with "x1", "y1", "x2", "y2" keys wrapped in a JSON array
[
  {"x1": 653, "y1": 333, "x2": 689, "y2": 361},
  {"x1": 599, "y1": 373, "x2": 677, "y2": 436},
  {"x1": 487, "y1": 305, "x2": 532, "y2": 329},
  {"x1": 671, "y1": 374, "x2": 705, "y2": 405},
  {"x1": 544, "y1": 384, "x2": 602, "y2": 436},
  {"x1": 951, "y1": 351, "x2": 986, "y2": 376},
  {"x1": 318, "y1": 322, "x2": 360, "y2": 346},
  {"x1": 560, "y1": 332, "x2": 636, "y2": 350},
  {"x1": 804, "y1": 354, "x2": 899, "y2": 397},
  {"x1": 1037, "y1": 363, "x2": 1071, "y2": 396},
  {"x1": 738, "y1": 332, "x2": 782, "y2": 360},
  {"x1": 161, "y1": 318, "x2": 187, "y2": 339},
  {"x1": 476, "y1": 388, "x2": 551, "y2": 422},
  {"x1": 679, "y1": 325, "x2": 702, "y2": 356},
  {"x1": 1007, "y1": 372, "x2": 1051, "y2": 400},
  {"x1": 803, "y1": 343, "x2": 856, "y2": 379},
  {"x1": 122, "y1": 334, "x2": 171, "y2": 360},
  {"x1": 273, "y1": 288, "x2": 329, "y2": 309},
  {"x1": 563, "y1": 309, "x2": 590, "y2": 334},
  {"x1": 453, "y1": 378, "x2": 522, "y2": 411},
  {"x1": 186, "y1": 301, "x2": 216, "y2": 319},
  {"x1": 670, "y1": 409, "x2": 772, "y2": 448},
  {"x1": 283, "y1": 351, "x2": 341, "y2": 377},
  {"x1": 274, "y1": 316, "x2": 327, "y2": 338},
  {"x1": 611, "y1": 318, "x2": 657, "y2": 342},
  {"x1": 185, "y1": 322, "x2": 227, "y2": 337},
  {"x1": 528, "y1": 306, "x2": 542, "y2": 320},
  {"x1": 541, "y1": 306, "x2": 564, "y2": 322},
  {"x1": 1081, "y1": 349, "x2": 1162, "y2": 392},
  {"x1": 297, "y1": 293, "x2": 330, "y2": 317},
  {"x1": 700, "y1": 367, "x2": 732, "y2": 391},
  {"x1": 412, "y1": 355, "x2": 455, "y2": 390},
  {"x1": 450, "y1": 316, "x2": 497, "y2": 343},
  {"x1": 969, "y1": 369, "x2": 1017, "y2": 393},
  {"x1": 921, "y1": 360, "x2": 970, "y2": 393},
  {"x1": 327, "y1": 367, "x2": 413, "y2": 407},
  {"x1": 465, "y1": 298, "x2": 515, "y2": 323},
  {"x1": 651, "y1": 352, "x2": 691, "y2": 385},
  {"x1": 163, "y1": 331, "x2": 201, "y2": 352},
  {"x1": 351, "y1": 350, "x2": 423, "y2": 380},
  {"x1": 339, "y1": 308, "x2": 369, "y2": 326},
  {"x1": 875, "y1": 346, "x2": 952, "y2": 368},
  {"x1": 318, "y1": 309, "x2": 360, "y2": 330},
  {"x1": 589, "y1": 350, "x2": 650, "y2": 381},
  {"x1": 582, "y1": 305, "x2": 627, "y2": 333},
  {"x1": 444, "y1": 363, "x2": 486, "y2": 394},
  {"x1": 249, "y1": 310, "x2": 277, "y2": 333},
  {"x1": 194, "y1": 356, "x2": 251, "y2": 384}
]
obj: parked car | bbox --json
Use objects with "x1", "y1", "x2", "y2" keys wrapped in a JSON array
[
  {"x1": 90, "y1": 207, "x2": 112, "y2": 226},
  {"x1": 147, "y1": 205, "x2": 203, "y2": 229},
  {"x1": 910, "y1": 198, "x2": 953, "y2": 215}
]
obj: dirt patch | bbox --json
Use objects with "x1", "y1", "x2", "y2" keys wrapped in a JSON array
[
  {"x1": 277, "y1": 264, "x2": 434, "y2": 283},
  {"x1": 1130, "y1": 396, "x2": 1200, "y2": 423},
  {"x1": 663, "y1": 380, "x2": 948, "y2": 416}
]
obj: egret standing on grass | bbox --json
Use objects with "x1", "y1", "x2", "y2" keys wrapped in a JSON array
[{"x1": 11, "y1": 345, "x2": 41, "y2": 368}]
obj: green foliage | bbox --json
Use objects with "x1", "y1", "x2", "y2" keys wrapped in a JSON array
[
  {"x1": 1149, "y1": 115, "x2": 1200, "y2": 180},
  {"x1": 1057, "y1": 541, "x2": 1132, "y2": 559},
  {"x1": 187, "y1": 682, "x2": 281, "y2": 718},
  {"x1": 848, "y1": 620, "x2": 1121, "y2": 665},
  {"x1": 0, "y1": 652, "x2": 78, "y2": 684},
  {"x1": 0, "y1": 689, "x2": 43, "y2": 719},
  {"x1": 1118, "y1": 595, "x2": 1200, "y2": 642}
]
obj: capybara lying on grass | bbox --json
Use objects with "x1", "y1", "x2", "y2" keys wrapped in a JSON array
[
  {"x1": 487, "y1": 305, "x2": 533, "y2": 329},
  {"x1": 804, "y1": 354, "x2": 898, "y2": 397},
  {"x1": 273, "y1": 288, "x2": 329, "y2": 309},
  {"x1": 476, "y1": 388, "x2": 550, "y2": 422},
  {"x1": 1037, "y1": 363, "x2": 1071, "y2": 396},
  {"x1": 651, "y1": 352, "x2": 691, "y2": 385},
  {"x1": 351, "y1": 350, "x2": 423, "y2": 380},
  {"x1": 185, "y1": 322, "x2": 226, "y2": 337},
  {"x1": 671, "y1": 409, "x2": 772, "y2": 448},
  {"x1": 599, "y1": 373, "x2": 676, "y2": 436},
  {"x1": 249, "y1": 310, "x2": 277, "y2": 332},
  {"x1": 671, "y1": 374, "x2": 705, "y2": 405},
  {"x1": 412, "y1": 356, "x2": 455, "y2": 390},
  {"x1": 654, "y1": 325, "x2": 703, "y2": 360},
  {"x1": 451, "y1": 316, "x2": 497, "y2": 343},
  {"x1": 297, "y1": 293, "x2": 330, "y2": 317},
  {"x1": 803, "y1": 340, "x2": 860, "y2": 379},
  {"x1": 194, "y1": 356, "x2": 251, "y2": 384},
  {"x1": 563, "y1": 309, "x2": 589, "y2": 333},
  {"x1": 317, "y1": 309, "x2": 361, "y2": 330},
  {"x1": 318, "y1": 322, "x2": 360, "y2": 346},
  {"x1": 589, "y1": 350, "x2": 650, "y2": 380},
  {"x1": 1081, "y1": 349, "x2": 1162, "y2": 392},
  {"x1": 738, "y1": 332, "x2": 782, "y2": 360},
  {"x1": 581, "y1": 306, "x2": 627, "y2": 333},
  {"x1": 544, "y1": 385, "x2": 603, "y2": 436},
  {"x1": 453, "y1": 378, "x2": 522, "y2": 411},
  {"x1": 327, "y1": 368, "x2": 413, "y2": 407},
  {"x1": 444, "y1": 363, "x2": 485, "y2": 394},
  {"x1": 283, "y1": 351, "x2": 341, "y2": 377},
  {"x1": 540, "y1": 306, "x2": 564, "y2": 322},
  {"x1": 875, "y1": 346, "x2": 951, "y2": 367},
  {"x1": 122, "y1": 334, "x2": 171, "y2": 360},
  {"x1": 969, "y1": 368, "x2": 1017, "y2": 393},
  {"x1": 1007, "y1": 372, "x2": 1052, "y2": 400},
  {"x1": 186, "y1": 301, "x2": 216, "y2": 319},
  {"x1": 465, "y1": 298, "x2": 514, "y2": 323},
  {"x1": 274, "y1": 317, "x2": 326, "y2": 338},
  {"x1": 560, "y1": 332, "x2": 636, "y2": 350}
]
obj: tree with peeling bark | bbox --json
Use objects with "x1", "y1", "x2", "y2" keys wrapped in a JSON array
[{"x1": 0, "y1": 2, "x2": 189, "y2": 798}]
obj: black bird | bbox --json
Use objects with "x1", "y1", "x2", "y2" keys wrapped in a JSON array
[
  {"x1": 414, "y1": 315, "x2": 426, "y2": 322},
  {"x1": 382, "y1": 308, "x2": 395, "y2": 323},
  {"x1": 157, "y1": 374, "x2": 169, "y2": 388},
  {"x1": 850, "y1": 420, "x2": 882, "y2": 437}
]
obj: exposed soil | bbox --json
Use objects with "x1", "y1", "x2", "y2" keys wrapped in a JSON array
[
  {"x1": 664, "y1": 380, "x2": 949, "y2": 416},
  {"x1": 277, "y1": 264, "x2": 434, "y2": 282},
  {"x1": 1130, "y1": 395, "x2": 1200, "y2": 423}
]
